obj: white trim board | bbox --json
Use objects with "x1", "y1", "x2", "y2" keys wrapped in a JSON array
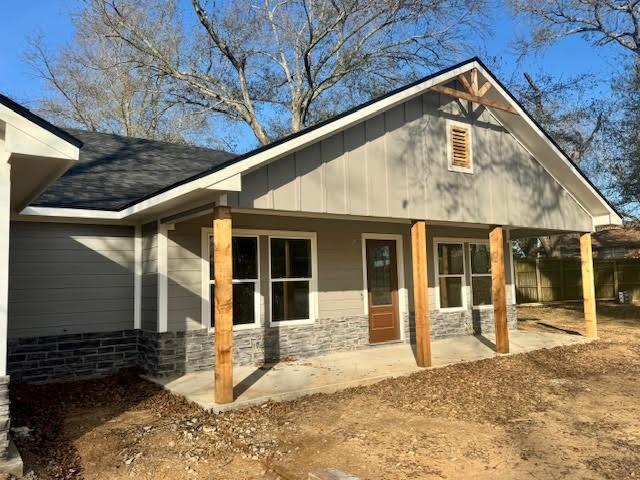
[
  {"x1": 157, "y1": 221, "x2": 169, "y2": 333},
  {"x1": 134, "y1": 225, "x2": 142, "y2": 330}
]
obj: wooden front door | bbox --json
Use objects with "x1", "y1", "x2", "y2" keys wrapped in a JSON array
[{"x1": 365, "y1": 239, "x2": 400, "y2": 343}]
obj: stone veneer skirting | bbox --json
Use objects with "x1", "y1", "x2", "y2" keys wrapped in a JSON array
[
  {"x1": 7, "y1": 331, "x2": 139, "y2": 383},
  {"x1": 7, "y1": 307, "x2": 517, "y2": 381}
]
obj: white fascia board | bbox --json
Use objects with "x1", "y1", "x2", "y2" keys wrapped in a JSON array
[
  {"x1": 593, "y1": 214, "x2": 621, "y2": 229},
  {"x1": 20, "y1": 206, "x2": 124, "y2": 220},
  {"x1": 1, "y1": 106, "x2": 80, "y2": 161},
  {"x1": 205, "y1": 173, "x2": 242, "y2": 191}
]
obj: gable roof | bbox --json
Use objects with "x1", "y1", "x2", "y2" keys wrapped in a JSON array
[
  {"x1": 23, "y1": 57, "x2": 622, "y2": 227},
  {"x1": 0, "y1": 93, "x2": 83, "y2": 149},
  {"x1": 33, "y1": 129, "x2": 235, "y2": 210}
]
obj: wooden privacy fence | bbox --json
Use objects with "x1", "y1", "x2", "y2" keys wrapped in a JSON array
[{"x1": 515, "y1": 258, "x2": 640, "y2": 304}]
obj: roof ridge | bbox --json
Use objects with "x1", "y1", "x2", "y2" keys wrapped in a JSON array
[{"x1": 65, "y1": 128, "x2": 236, "y2": 156}]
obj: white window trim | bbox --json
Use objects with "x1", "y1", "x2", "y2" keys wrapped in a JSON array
[
  {"x1": 158, "y1": 221, "x2": 169, "y2": 333},
  {"x1": 446, "y1": 119, "x2": 474, "y2": 174},
  {"x1": 267, "y1": 231, "x2": 318, "y2": 327},
  {"x1": 133, "y1": 224, "x2": 142, "y2": 329},
  {"x1": 468, "y1": 240, "x2": 493, "y2": 310},
  {"x1": 201, "y1": 228, "x2": 262, "y2": 332},
  {"x1": 433, "y1": 238, "x2": 468, "y2": 312},
  {"x1": 361, "y1": 233, "x2": 408, "y2": 342}
]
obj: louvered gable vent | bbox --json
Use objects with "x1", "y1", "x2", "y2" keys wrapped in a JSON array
[{"x1": 450, "y1": 125, "x2": 470, "y2": 169}]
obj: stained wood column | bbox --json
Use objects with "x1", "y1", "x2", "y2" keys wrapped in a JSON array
[
  {"x1": 489, "y1": 225, "x2": 509, "y2": 354},
  {"x1": 213, "y1": 206, "x2": 233, "y2": 404},
  {"x1": 411, "y1": 220, "x2": 432, "y2": 367},
  {"x1": 580, "y1": 232, "x2": 598, "y2": 338}
]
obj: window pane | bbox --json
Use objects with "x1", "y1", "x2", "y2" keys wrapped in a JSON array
[
  {"x1": 472, "y1": 276, "x2": 492, "y2": 306},
  {"x1": 438, "y1": 244, "x2": 464, "y2": 275},
  {"x1": 270, "y1": 238, "x2": 311, "y2": 278},
  {"x1": 368, "y1": 244, "x2": 393, "y2": 305},
  {"x1": 272, "y1": 281, "x2": 310, "y2": 321},
  {"x1": 470, "y1": 244, "x2": 491, "y2": 275},
  {"x1": 211, "y1": 282, "x2": 256, "y2": 327},
  {"x1": 210, "y1": 236, "x2": 258, "y2": 280},
  {"x1": 233, "y1": 237, "x2": 258, "y2": 279},
  {"x1": 439, "y1": 277, "x2": 463, "y2": 308}
]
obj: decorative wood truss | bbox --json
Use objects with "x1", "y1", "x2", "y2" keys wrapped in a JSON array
[{"x1": 430, "y1": 68, "x2": 517, "y2": 115}]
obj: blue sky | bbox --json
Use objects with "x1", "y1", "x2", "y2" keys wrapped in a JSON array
[{"x1": 0, "y1": 0, "x2": 624, "y2": 130}]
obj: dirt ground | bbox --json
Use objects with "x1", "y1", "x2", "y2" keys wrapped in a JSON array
[{"x1": 8, "y1": 302, "x2": 640, "y2": 479}]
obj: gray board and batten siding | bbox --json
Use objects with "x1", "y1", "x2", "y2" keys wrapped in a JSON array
[{"x1": 228, "y1": 91, "x2": 592, "y2": 232}]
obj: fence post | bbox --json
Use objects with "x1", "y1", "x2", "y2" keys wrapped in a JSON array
[
  {"x1": 535, "y1": 257, "x2": 542, "y2": 302},
  {"x1": 559, "y1": 259, "x2": 565, "y2": 301},
  {"x1": 613, "y1": 258, "x2": 619, "y2": 298}
]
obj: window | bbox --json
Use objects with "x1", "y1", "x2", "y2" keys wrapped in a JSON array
[
  {"x1": 447, "y1": 121, "x2": 472, "y2": 173},
  {"x1": 269, "y1": 236, "x2": 315, "y2": 323},
  {"x1": 437, "y1": 243, "x2": 465, "y2": 309},
  {"x1": 209, "y1": 235, "x2": 259, "y2": 328},
  {"x1": 469, "y1": 243, "x2": 492, "y2": 306}
]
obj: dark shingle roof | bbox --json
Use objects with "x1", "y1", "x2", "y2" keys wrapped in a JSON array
[{"x1": 33, "y1": 129, "x2": 236, "y2": 210}]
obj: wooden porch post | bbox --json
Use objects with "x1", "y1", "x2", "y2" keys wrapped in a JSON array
[
  {"x1": 489, "y1": 225, "x2": 509, "y2": 354},
  {"x1": 411, "y1": 220, "x2": 431, "y2": 367},
  {"x1": 580, "y1": 232, "x2": 598, "y2": 338},
  {"x1": 213, "y1": 205, "x2": 233, "y2": 404}
]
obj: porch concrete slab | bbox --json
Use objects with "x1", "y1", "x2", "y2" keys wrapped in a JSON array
[{"x1": 147, "y1": 330, "x2": 592, "y2": 413}]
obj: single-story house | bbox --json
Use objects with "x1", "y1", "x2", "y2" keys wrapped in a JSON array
[{"x1": 0, "y1": 58, "x2": 621, "y2": 470}]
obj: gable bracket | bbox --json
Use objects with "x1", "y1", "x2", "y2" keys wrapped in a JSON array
[{"x1": 430, "y1": 84, "x2": 517, "y2": 115}]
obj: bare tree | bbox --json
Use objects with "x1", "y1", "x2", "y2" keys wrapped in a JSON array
[
  {"x1": 511, "y1": 71, "x2": 606, "y2": 164},
  {"x1": 508, "y1": 0, "x2": 640, "y2": 225},
  {"x1": 26, "y1": 6, "x2": 210, "y2": 144},
  {"x1": 509, "y1": 0, "x2": 640, "y2": 56},
  {"x1": 507, "y1": 70, "x2": 612, "y2": 256},
  {"x1": 608, "y1": 60, "x2": 640, "y2": 218},
  {"x1": 79, "y1": 0, "x2": 487, "y2": 146}
]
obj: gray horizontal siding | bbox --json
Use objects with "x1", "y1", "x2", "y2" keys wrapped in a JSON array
[
  {"x1": 166, "y1": 213, "x2": 516, "y2": 333},
  {"x1": 230, "y1": 91, "x2": 592, "y2": 232},
  {"x1": 8, "y1": 222, "x2": 135, "y2": 338},
  {"x1": 167, "y1": 213, "x2": 413, "y2": 332},
  {"x1": 167, "y1": 223, "x2": 205, "y2": 331}
]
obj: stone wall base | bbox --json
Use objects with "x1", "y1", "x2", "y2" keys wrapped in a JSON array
[
  {"x1": 0, "y1": 376, "x2": 22, "y2": 477},
  {"x1": 8, "y1": 307, "x2": 518, "y2": 381},
  {"x1": 7, "y1": 331, "x2": 139, "y2": 383}
]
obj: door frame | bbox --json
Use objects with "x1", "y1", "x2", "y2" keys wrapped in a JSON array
[{"x1": 361, "y1": 233, "x2": 407, "y2": 341}]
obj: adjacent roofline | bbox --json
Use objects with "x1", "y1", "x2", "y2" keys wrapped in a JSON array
[
  {"x1": 19, "y1": 57, "x2": 622, "y2": 226},
  {"x1": 0, "y1": 93, "x2": 83, "y2": 149}
]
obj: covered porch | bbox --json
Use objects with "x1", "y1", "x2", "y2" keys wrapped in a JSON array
[
  {"x1": 197, "y1": 206, "x2": 600, "y2": 406},
  {"x1": 150, "y1": 329, "x2": 592, "y2": 413}
]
